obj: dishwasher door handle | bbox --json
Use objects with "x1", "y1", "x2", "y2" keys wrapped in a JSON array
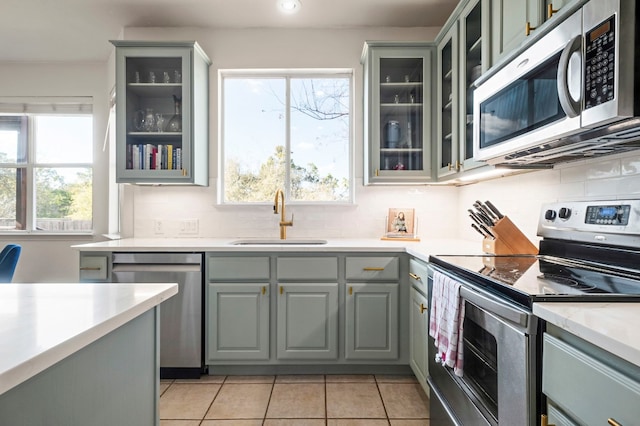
[{"x1": 112, "y1": 264, "x2": 202, "y2": 273}]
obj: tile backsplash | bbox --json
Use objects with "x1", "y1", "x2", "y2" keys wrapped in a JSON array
[{"x1": 128, "y1": 151, "x2": 640, "y2": 242}]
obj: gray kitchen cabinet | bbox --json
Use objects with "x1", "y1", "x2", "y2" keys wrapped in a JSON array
[
  {"x1": 361, "y1": 42, "x2": 434, "y2": 184},
  {"x1": 345, "y1": 255, "x2": 400, "y2": 360},
  {"x1": 436, "y1": 0, "x2": 491, "y2": 180},
  {"x1": 491, "y1": 0, "x2": 543, "y2": 64},
  {"x1": 408, "y1": 258, "x2": 430, "y2": 396},
  {"x1": 542, "y1": 324, "x2": 640, "y2": 426},
  {"x1": 111, "y1": 40, "x2": 211, "y2": 185},
  {"x1": 276, "y1": 282, "x2": 339, "y2": 360},
  {"x1": 345, "y1": 282, "x2": 399, "y2": 360},
  {"x1": 207, "y1": 283, "x2": 270, "y2": 361}
]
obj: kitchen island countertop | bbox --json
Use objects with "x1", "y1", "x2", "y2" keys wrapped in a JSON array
[{"x1": 0, "y1": 283, "x2": 178, "y2": 396}]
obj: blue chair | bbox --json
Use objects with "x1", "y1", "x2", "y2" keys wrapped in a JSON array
[{"x1": 0, "y1": 244, "x2": 21, "y2": 282}]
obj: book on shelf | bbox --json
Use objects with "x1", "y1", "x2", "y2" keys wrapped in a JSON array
[{"x1": 126, "y1": 143, "x2": 182, "y2": 170}]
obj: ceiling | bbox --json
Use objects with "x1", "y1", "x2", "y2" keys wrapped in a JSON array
[{"x1": 2, "y1": 0, "x2": 459, "y2": 62}]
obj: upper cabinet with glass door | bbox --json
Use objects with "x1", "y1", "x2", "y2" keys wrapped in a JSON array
[
  {"x1": 362, "y1": 42, "x2": 433, "y2": 185},
  {"x1": 111, "y1": 40, "x2": 211, "y2": 185}
]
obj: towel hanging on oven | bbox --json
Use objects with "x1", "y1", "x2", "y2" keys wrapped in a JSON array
[{"x1": 429, "y1": 271, "x2": 466, "y2": 377}]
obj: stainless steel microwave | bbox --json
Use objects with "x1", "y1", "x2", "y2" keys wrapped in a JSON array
[{"x1": 474, "y1": 0, "x2": 640, "y2": 167}]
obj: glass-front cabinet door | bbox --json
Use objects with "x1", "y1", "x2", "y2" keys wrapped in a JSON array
[
  {"x1": 436, "y1": 23, "x2": 459, "y2": 179},
  {"x1": 112, "y1": 40, "x2": 211, "y2": 185},
  {"x1": 362, "y1": 42, "x2": 433, "y2": 185}
]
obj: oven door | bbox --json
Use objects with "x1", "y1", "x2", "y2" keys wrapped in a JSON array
[
  {"x1": 473, "y1": 9, "x2": 583, "y2": 164},
  {"x1": 428, "y1": 266, "x2": 539, "y2": 426}
]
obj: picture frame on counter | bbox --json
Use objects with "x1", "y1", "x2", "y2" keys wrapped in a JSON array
[{"x1": 382, "y1": 208, "x2": 420, "y2": 241}]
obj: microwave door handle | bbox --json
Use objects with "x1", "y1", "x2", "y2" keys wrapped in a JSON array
[{"x1": 557, "y1": 35, "x2": 583, "y2": 118}]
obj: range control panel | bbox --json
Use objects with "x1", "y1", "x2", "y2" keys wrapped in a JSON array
[{"x1": 538, "y1": 199, "x2": 640, "y2": 247}]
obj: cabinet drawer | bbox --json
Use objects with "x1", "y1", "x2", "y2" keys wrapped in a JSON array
[
  {"x1": 543, "y1": 333, "x2": 640, "y2": 426},
  {"x1": 409, "y1": 258, "x2": 428, "y2": 294},
  {"x1": 346, "y1": 256, "x2": 399, "y2": 281},
  {"x1": 208, "y1": 256, "x2": 270, "y2": 281},
  {"x1": 277, "y1": 257, "x2": 338, "y2": 280},
  {"x1": 79, "y1": 256, "x2": 108, "y2": 281}
]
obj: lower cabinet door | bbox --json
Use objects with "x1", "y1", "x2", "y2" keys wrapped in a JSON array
[
  {"x1": 409, "y1": 287, "x2": 429, "y2": 384},
  {"x1": 345, "y1": 282, "x2": 399, "y2": 360},
  {"x1": 277, "y1": 283, "x2": 339, "y2": 360},
  {"x1": 207, "y1": 283, "x2": 270, "y2": 361}
]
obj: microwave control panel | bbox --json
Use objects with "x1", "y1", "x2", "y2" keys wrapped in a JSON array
[{"x1": 584, "y1": 15, "x2": 615, "y2": 110}]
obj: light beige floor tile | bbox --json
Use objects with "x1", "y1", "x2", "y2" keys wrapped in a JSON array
[
  {"x1": 160, "y1": 383, "x2": 221, "y2": 420},
  {"x1": 328, "y1": 420, "x2": 389, "y2": 426},
  {"x1": 160, "y1": 381, "x2": 172, "y2": 396},
  {"x1": 175, "y1": 375, "x2": 226, "y2": 384},
  {"x1": 160, "y1": 421, "x2": 201, "y2": 426},
  {"x1": 224, "y1": 375, "x2": 275, "y2": 384},
  {"x1": 325, "y1": 374, "x2": 375, "y2": 383},
  {"x1": 201, "y1": 421, "x2": 263, "y2": 426},
  {"x1": 266, "y1": 383, "x2": 325, "y2": 418},
  {"x1": 264, "y1": 420, "x2": 327, "y2": 426},
  {"x1": 375, "y1": 375, "x2": 418, "y2": 384},
  {"x1": 275, "y1": 374, "x2": 325, "y2": 383},
  {"x1": 378, "y1": 383, "x2": 429, "y2": 419},
  {"x1": 389, "y1": 420, "x2": 430, "y2": 426},
  {"x1": 205, "y1": 383, "x2": 272, "y2": 419},
  {"x1": 326, "y1": 383, "x2": 386, "y2": 418}
]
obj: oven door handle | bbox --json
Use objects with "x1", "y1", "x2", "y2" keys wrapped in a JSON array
[{"x1": 460, "y1": 286, "x2": 529, "y2": 328}]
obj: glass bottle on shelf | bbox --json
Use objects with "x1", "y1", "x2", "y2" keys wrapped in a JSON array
[{"x1": 165, "y1": 95, "x2": 182, "y2": 133}]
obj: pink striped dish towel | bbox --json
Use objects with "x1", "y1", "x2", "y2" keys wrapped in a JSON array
[{"x1": 429, "y1": 270, "x2": 466, "y2": 377}]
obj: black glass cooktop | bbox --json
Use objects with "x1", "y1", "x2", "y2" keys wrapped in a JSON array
[{"x1": 430, "y1": 254, "x2": 640, "y2": 306}]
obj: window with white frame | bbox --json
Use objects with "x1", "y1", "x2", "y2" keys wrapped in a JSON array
[
  {"x1": 220, "y1": 70, "x2": 352, "y2": 203},
  {"x1": 0, "y1": 99, "x2": 93, "y2": 232}
]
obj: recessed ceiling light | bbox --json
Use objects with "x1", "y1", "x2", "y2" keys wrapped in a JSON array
[{"x1": 278, "y1": 0, "x2": 301, "y2": 14}]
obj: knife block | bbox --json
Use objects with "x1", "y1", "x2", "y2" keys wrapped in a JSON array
[{"x1": 482, "y1": 216, "x2": 538, "y2": 255}]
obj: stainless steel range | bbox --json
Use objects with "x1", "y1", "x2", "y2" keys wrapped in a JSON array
[{"x1": 428, "y1": 199, "x2": 640, "y2": 426}]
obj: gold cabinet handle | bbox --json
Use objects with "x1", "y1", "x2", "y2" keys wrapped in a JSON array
[
  {"x1": 80, "y1": 267, "x2": 102, "y2": 271},
  {"x1": 456, "y1": 161, "x2": 462, "y2": 171},
  {"x1": 349, "y1": 286, "x2": 353, "y2": 295},
  {"x1": 182, "y1": 169, "x2": 187, "y2": 176},
  {"x1": 420, "y1": 303, "x2": 427, "y2": 314},
  {"x1": 540, "y1": 414, "x2": 555, "y2": 426},
  {"x1": 447, "y1": 162, "x2": 453, "y2": 171},
  {"x1": 363, "y1": 267, "x2": 384, "y2": 271},
  {"x1": 526, "y1": 22, "x2": 536, "y2": 36},
  {"x1": 608, "y1": 419, "x2": 622, "y2": 426},
  {"x1": 375, "y1": 168, "x2": 379, "y2": 176},
  {"x1": 547, "y1": 4, "x2": 559, "y2": 19},
  {"x1": 409, "y1": 272, "x2": 422, "y2": 281},
  {"x1": 279, "y1": 286, "x2": 283, "y2": 295},
  {"x1": 262, "y1": 286, "x2": 266, "y2": 295}
]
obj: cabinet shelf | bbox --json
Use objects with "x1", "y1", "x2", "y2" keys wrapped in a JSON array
[
  {"x1": 443, "y1": 69, "x2": 453, "y2": 80},
  {"x1": 126, "y1": 83, "x2": 182, "y2": 97},
  {"x1": 443, "y1": 100, "x2": 453, "y2": 110},
  {"x1": 380, "y1": 82, "x2": 423, "y2": 88},
  {"x1": 468, "y1": 37, "x2": 482, "y2": 56},
  {"x1": 128, "y1": 132, "x2": 183, "y2": 137},
  {"x1": 380, "y1": 148, "x2": 423, "y2": 153},
  {"x1": 380, "y1": 103, "x2": 424, "y2": 108}
]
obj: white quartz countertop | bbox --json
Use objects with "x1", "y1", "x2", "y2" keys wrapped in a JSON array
[
  {"x1": 534, "y1": 302, "x2": 640, "y2": 367},
  {"x1": 72, "y1": 237, "x2": 483, "y2": 261},
  {"x1": 0, "y1": 283, "x2": 178, "y2": 396}
]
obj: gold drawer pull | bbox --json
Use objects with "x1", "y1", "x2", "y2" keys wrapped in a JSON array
[
  {"x1": 409, "y1": 272, "x2": 422, "y2": 281},
  {"x1": 279, "y1": 286, "x2": 283, "y2": 295},
  {"x1": 420, "y1": 303, "x2": 427, "y2": 314},
  {"x1": 80, "y1": 267, "x2": 102, "y2": 271},
  {"x1": 363, "y1": 267, "x2": 384, "y2": 271},
  {"x1": 608, "y1": 419, "x2": 622, "y2": 426},
  {"x1": 262, "y1": 286, "x2": 266, "y2": 295},
  {"x1": 526, "y1": 22, "x2": 536, "y2": 36},
  {"x1": 349, "y1": 286, "x2": 353, "y2": 295}
]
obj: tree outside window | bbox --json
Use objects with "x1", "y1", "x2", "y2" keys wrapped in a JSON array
[{"x1": 221, "y1": 72, "x2": 352, "y2": 203}]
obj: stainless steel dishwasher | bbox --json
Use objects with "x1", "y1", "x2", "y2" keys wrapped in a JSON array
[{"x1": 112, "y1": 252, "x2": 204, "y2": 379}]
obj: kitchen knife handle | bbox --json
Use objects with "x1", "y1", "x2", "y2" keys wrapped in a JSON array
[{"x1": 485, "y1": 200, "x2": 504, "y2": 219}]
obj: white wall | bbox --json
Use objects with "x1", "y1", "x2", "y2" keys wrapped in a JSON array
[{"x1": 0, "y1": 62, "x2": 109, "y2": 282}]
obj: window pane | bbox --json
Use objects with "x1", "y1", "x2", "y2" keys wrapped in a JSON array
[
  {"x1": 35, "y1": 116, "x2": 93, "y2": 163},
  {"x1": 223, "y1": 78, "x2": 286, "y2": 202},
  {"x1": 35, "y1": 167, "x2": 92, "y2": 231},
  {"x1": 290, "y1": 78, "x2": 350, "y2": 202},
  {"x1": 0, "y1": 168, "x2": 24, "y2": 230},
  {"x1": 0, "y1": 117, "x2": 26, "y2": 163}
]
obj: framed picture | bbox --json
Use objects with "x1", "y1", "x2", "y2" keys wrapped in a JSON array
[{"x1": 386, "y1": 208, "x2": 416, "y2": 237}]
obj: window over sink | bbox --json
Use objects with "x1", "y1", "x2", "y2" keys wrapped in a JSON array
[
  {"x1": 220, "y1": 70, "x2": 353, "y2": 204},
  {"x1": 0, "y1": 98, "x2": 93, "y2": 233}
]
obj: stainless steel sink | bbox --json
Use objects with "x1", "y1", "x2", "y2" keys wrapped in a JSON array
[{"x1": 229, "y1": 239, "x2": 328, "y2": 245}]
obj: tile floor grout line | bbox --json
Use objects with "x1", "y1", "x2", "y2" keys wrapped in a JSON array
[
  {"x1": 262, "y1": 376, "x2": 276, "y2": 424},
  {"x1": 198, "y1": 375, "x2": 225, "y2": 422},
  {"x1": 374, "y1": 375, "x2": 392, "y2": 424}
]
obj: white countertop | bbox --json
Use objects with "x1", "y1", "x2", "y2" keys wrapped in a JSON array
[
  {"x1": 0, "y1": 283, "x2": 178, "y2": 396},
  {"x1": 73, "y1": 237, "x2": 483, "y2": 262},
  {"x1": 534, "y1": 302, "x2": 640, "y2": 368}
]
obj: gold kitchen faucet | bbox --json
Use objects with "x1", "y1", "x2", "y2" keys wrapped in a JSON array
[{"x1": 273, "y1": 189, "x2": 293, "y2": 239}]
